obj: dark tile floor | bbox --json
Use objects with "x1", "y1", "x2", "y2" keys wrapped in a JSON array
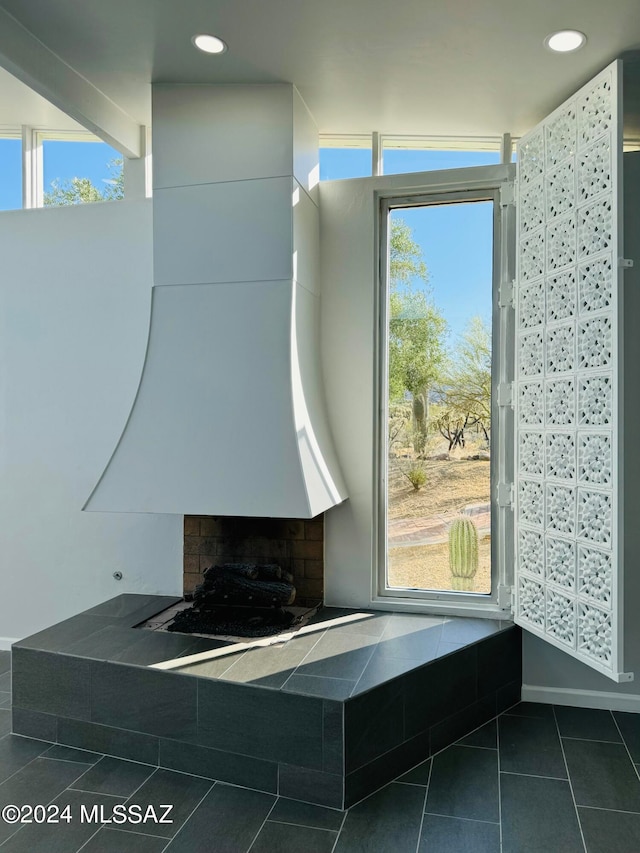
[
  {"x1": 0, "y1": 634, "x2": 638, "y2": 853},
  {"x1": 4, "y1": 637, "x2": 640, "y2": 853}
]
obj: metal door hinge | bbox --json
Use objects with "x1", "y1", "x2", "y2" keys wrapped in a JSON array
[
  {"x1": 619, "y1": 258, "x2": 634, "y2": 268},
  {"x1": 497, "y1": 382, "x2": 514, "y2": 407},
  {"x1": 500, "y1": 182, "x2": 516, "y2": 207},
  {"x1": 497, "y1": 482, "x2": 515, "y2": 508},
  {"x1": 499, "y1": 280, "x2": 516, "y2": 308},
  {"x1": 497, "y1": 584, "x2": 513, "y2": 610}
]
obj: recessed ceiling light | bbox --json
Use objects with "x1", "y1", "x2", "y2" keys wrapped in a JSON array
[
  {"x1": 544, "y1": 30, "x2": 587, "y2": 53},
  {"x1": 192, "y1": 34, "x2": 227, "y2": 54}
]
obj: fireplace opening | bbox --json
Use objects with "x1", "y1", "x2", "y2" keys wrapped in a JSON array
[
  {"x1": 139, "y1": 515, "x2": 325, "y2": 640},
  {"x1": 183, "y1": 514, "x2": 324, "y2": 606},
  {"x1": 168, "y1": 561, "x2": 304, "y2": 638}
]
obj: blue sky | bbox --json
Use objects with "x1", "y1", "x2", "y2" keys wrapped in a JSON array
[
  {"x1": 43, "y1": 140, "x2": 121, "y2": 194},
  {"x1": 321, "y1": 147, "x2": 495, "y2": 342},
  {"x1": 0, "y1": 139, "x2": 119, "y2": 210},
  {"x1": 0, "y1": 138, "x2": 22, "y2": 210},
  {"x1": 0, "y1": 140, "x2": 493, "y2": 341},
  {"x1": 390, "y1": 201, "x2": 493, "y2": 343}
]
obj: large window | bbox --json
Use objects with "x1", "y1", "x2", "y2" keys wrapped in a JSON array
[{"x1": 380, "y1": 187, "x2": 504, "y2": 602}]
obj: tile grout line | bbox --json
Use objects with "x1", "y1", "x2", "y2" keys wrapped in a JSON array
[
  {"x1": 330, "y1": 806, "x2": 348, "y2": 853},
  {"x1": 0, "y1": 754, "x2": 104, "y2": 850},
  {"x1": 423, "y1": 811, "x2": 500, "y2": 825},
  {"x1": 500, "y1": 769, "x2": 575, "y2": 782},
  {"x1": 0, "y1": 751, "x2": 51, "y2": 791},
  {"x1": 431, "y1": 705, "x2": 509, "y2": 764},
  {"x1": 55, "y1": 743, "x2": 156, "y2": 772},
  {"x1": 578, "y1": 803, "x2": 640, "y2": 816},
  {"x1": 497, "y1": 712, "x2": 503, "y2": 853},
  {"x1": 68, "y1": 787, "x2": 127, "y2": 799},
  {"x1": 267, "y1": 819, "x2": 341, "y2": 833},
  {"x1": 73, "y1": 826, "x2": 104, "y2": 853},
  {"x1": 120, "y1": 763, "x2": 162, "y2": 805},
  {"x1": 12, "y1": 713, "x2": 161, "y2": 761},
  {"x1": 348, "y1": 702, "x2": 507, "y2": 813},
  {"x1": 347, "y1": 640, "x2": 378, "y2": 697},
  {"x1": 245, "y1": 795, "x2": 279, "y2": 852},
  {"x1": 552, "y1": 705, "x2": 588, "y2": 853},
  {"x1": 282, "y1": 628, "x2": 327, "y2": 690},
  {"x1": 287, "y1": 672, "x2": 357, "y2": 684},
  {"x1": 561, "y1": 735, "x2": 623, "y2": 745},
  {"x1": 414, "y1": 759, "x2": 432, "y2": 853},
  {"x1": 155, "y1": 780, "x2": 217, "y2": 852},
  {"x1": 39, "y1": 756, "x2": 98, "y2": 766},
  {"x1": 93, "y1": 825, "x2": 171, "y2": 841},
  {"x1": 610, "y1": 710, "x2": 640, "y2": 784},
  {"x1": 348, "y1": 617, "x2": 432, "y2": 697}
]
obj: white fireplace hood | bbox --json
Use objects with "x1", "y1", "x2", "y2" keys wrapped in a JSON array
[{"x1": 84, "y1": 83, "x2": 347, "y2": 518}]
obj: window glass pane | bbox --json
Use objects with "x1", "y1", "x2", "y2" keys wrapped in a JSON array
[
  {"x1": 383, "y1": 148, "x2": 500, "y2": 175},
  {"x1": 0, "y1": 138, "x2": 22, "y2": 211},
  {"x1": 43, "y1": 139, "x2": 123, "y2": 205},
  {"x1": 385, "y1": 200, "x2": 493, "y2": 595},
  {"x1": 320, "y1": 147, "x2": 372, "y2": 180}
]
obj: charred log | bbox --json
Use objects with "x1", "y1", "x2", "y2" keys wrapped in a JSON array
[
  {"x1": 168, "y1": 605, "x2": 297, "y2": 637},
  {"x1": 256, "y1": 564, "x2": 282, "y2": 581},
  {"x1": 194, "y1": 573, "x2": 295, "y2": 607},
  {"x1": 200, "y1": 563, "x2": 259, "y2": 581}
]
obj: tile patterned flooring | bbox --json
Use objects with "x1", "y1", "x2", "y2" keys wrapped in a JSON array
[{"x1": 3, "y1": 649, "x2": 640, "y2": 850}]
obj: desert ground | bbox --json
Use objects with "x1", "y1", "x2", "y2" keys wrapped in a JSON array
[{"x1": 387, "y1": 441, "x2": 492, "y2": 594}]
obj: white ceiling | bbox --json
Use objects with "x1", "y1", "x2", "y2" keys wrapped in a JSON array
[{"x1": 0, "y1": 0, "x2": 639, "y2": 137}]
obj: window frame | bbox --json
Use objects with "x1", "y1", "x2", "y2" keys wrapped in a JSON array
[
  {"x1": 318, "y1": 133, "x2": 513, "y2": 181},
  {"x1": 374, "y1": 177, "x2": 516, "y2": 617},
  {"x1": 0, "y1": 127, "x2": 125, "y2": 209},
  {"x1": 37, "y1": 129, "x2": 123, "y2": 207},
  {"x1": 380, "y1": 134, "x2": 504, "y2": 176}
]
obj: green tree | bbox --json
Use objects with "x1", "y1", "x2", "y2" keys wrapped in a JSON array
[
  {"x1": 439, "y1": 316, "x2": 492, "y2": 444},
  {"x1": 389, "y1": 219, "x2": 428, "y2": 288},
  {"x1": 44, "y1": 157, "x2": 124, "y2": 206},
  {"x1": 388, "y1": 219, "x2": 447, "y2": 452}
]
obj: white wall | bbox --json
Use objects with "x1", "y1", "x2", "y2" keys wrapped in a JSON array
[
  {"x1": 0, "y1": 200, "x2": 182, "y2": 644},
  {"x1": 319, "y1": 165, "x2": 513, "y2": 613}
]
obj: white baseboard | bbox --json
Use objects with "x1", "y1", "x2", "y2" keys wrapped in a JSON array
[
  {"x1": 0, "y1": 638, "x2": 18, "y2": 651},
  {"x1": 522, "y1": 683, "x2": 640, "y2": 713}
]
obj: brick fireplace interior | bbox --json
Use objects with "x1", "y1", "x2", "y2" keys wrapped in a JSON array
[{"x1": 183, "y1": 515, "x2": 324, "y2": 608}]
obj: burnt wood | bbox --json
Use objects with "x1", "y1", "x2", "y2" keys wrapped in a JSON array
[
  {"x1": 202, "y1": 563, "x2": 259, "y2": 581},
  {"x1": 256, "y1": 564, "x2": 282, "y2": 581},
  {"x1": 195, "y1": 573, "x2": 295, "y2": 607}
]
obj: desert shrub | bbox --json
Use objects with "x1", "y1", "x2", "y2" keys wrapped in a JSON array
[{"x1": 406, "y1": 466, "x2": 427, "y2": 490}]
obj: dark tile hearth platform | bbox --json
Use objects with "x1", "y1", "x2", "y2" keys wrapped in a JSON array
[
  {"x1": 11, "y1": 595, "x2": 521, "y2": 809},
  {"x1": 3, "y1": 685, "x2": 640, "y2": 851}
]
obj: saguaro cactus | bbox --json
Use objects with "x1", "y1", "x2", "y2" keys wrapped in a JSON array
[{"x1": 449, "y1": 517, "x2": 479, "y2": 591}]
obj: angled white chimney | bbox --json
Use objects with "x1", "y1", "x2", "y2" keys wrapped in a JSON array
[{"x1": 85, "y1": 84, "x2": 346, "y2": 517}]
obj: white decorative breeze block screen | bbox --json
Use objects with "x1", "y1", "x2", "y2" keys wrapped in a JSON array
[{"x1": 514, "y1": 61, "x2": 625, "y2": 680}]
